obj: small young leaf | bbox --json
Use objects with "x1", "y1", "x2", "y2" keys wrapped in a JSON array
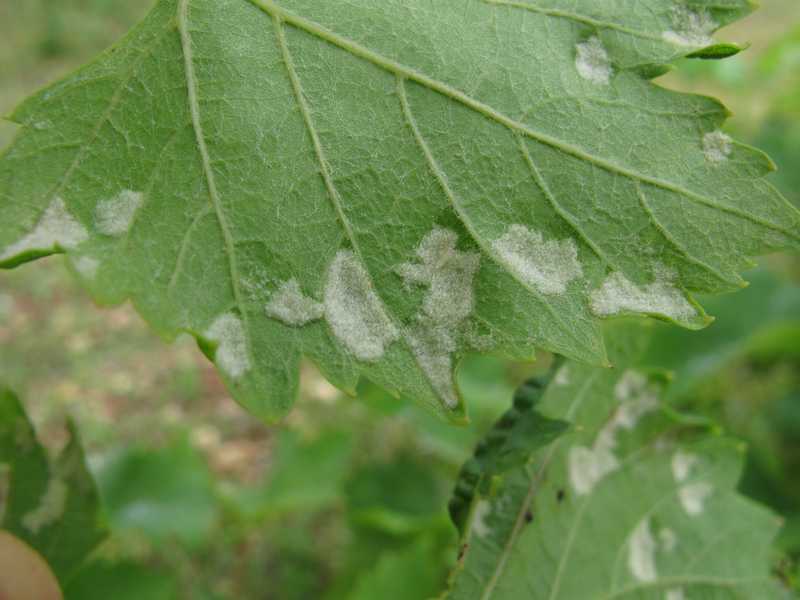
[
  {"x1": 445, "y1": 324, "x2": 785, "y2": 599},
  {"x1": 1, "y1": 0, "x2": 798, "y2": 419}
]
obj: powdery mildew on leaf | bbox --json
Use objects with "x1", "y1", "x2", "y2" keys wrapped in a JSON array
[
  {"x1": 590, "y1": 266, "x2": 697, "y2": 324},
  {"x1": 662, "y1": 5, "x2": 716, "y2": 47},
  {"x1": 73, "y1": 257, "x2": 100, "y2": 280},
  {"x1": 671, "y1": 450, "x2": 698, "y2": 482},
  {"x1": 324, "y1": 250, "x2": 398, "y2": 362},
  {"x1": 265, "y1": 279, "x2": 324, "y2": 326},
  {"x1": 0, "y1": 198, "x2": 87, "y2": 263},
  {"x1": 628, "y1": 518, "x2": 657, "y2": 582},
  {"x1": 679, "y1": 482, "x2": 713, "y2": 516},
  {"x1": 471, "y1": 499, "x2": 492, "y2": 538},
  {"x1": 205, "y1": 313, "x2": 250, "y2": 379},
  {"x1": 491, "y1": 225, "x2": 582, "y2": 296},
  {"x1": 703, "y1": 131, "x2": 733, "y2": 164},
  {"x1": 94, "y1": 190, "x2": 143, "y2": 237},
  {"x1": 396, "y1": 228, "x2": 479, "y2": 326},
  {"x1": 21, "y1": 478, "x2": 68, "y2": 535},
  {"x1": 666, "y1": 588, "x2": 685, "y2": 600},
  {"x1": 568, "y1": 370, "x2": 659, "y2": 495},
  {"x1": 575, "y1": 36, "x2": 612, "y2": 85},
  {"x1": 396, "y1": 229, "x2": 480, "y2": 408}
]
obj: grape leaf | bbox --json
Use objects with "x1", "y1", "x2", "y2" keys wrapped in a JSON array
[
  {"x1": 1, "y1": 0, "x2": 798, "y2": 420},
  {"x1": 0, "y1": 387, "x2": 107, "y2": 585},
  {"x1": 444, "y1": 324, "x2": 785, "y2": 599}
]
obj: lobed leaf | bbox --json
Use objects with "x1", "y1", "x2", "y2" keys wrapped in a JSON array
[
  {"x1": 1, "y1": 0, "x2": 798, "y2": 419},
  {"x1": 444, "y1": 324, "x2": 785, "y2": 599}
]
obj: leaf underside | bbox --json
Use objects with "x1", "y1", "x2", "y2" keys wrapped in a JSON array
[
  {"x1": 1, "y1": 0, "x2": 798, "y2": 420},
  {"x1": 445, "y1": 324, "x2": 784, "y2": 599}
]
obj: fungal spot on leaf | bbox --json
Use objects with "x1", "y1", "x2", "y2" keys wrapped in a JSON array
[
  {"x1": 21, "y1": 477, "x2": 68, "y2": 535},
  {"x1": 0, "y1": 197, "x2": 88, "y2": 262},
  {"x1": 471, "y1": 499, "x2": 492, "y2": 538},
  {"x1": 396, "y1": 228, "x2": 480, "y2": 326},
  {"x1": 94, "y1": 189, "x2": 143, "y2": 236},
  {"x1": 569, "y1": 371, "x2": 658, "y2": 495},
  {"x1": 662, "y1": 5, "x2": 716, "y2": 48},
  {"x1": 492, "y1": 225, "x2": 583, "y2": 296},
  {"x1": 575, "y1": 36, "x2": 612, "y2": 85},
  {"x1": 554, "y1": 365, "x2": 570, "y2": 386},
  {"x1": 396, "y1": 229, "x2": 481, "y2": 408},
  {"x1": 703, "y1": 131, "x2": 732, "y2": 164},
  {"x1": 666, "y1": 588, "x2": 685, "y2": 600},
  {"x1": 205, "y1": 313, "x2": 250, "y2": 379},
  {"x1": 671, "y1": 450, "x2": 698, "y2": 483},
  {"x1": 325, "y1": 250, "x2": 398, "y2": 362},
  {"x1": 589, "y1": 265, "x2": 697, "y2": 323},
  {"x1": 73, "y1": 256, "x2": 100, "y2": 280},
  {"x1": 679, "y1": 482, "x2": 713, "y2": 516},
  {"x1": 659, "y1": 527, "x2": 678, "y2": 552},
  {"x1": 406, "y1": 323, "x2": 460, "y2": 409},
  {"x1": 265, "y1": 279, "x2": 324, "y2": 327},
  {"x1": 628, "y1": 518, "x2": 657, "y2": 582}
]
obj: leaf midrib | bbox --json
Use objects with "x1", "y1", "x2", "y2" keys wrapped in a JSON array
[
  {"x1": 178, "y1": 0, "x2": 255, "y2": 365},
  {"x1": 248, "y1": 0, "x2": 800, "y2": 244}
]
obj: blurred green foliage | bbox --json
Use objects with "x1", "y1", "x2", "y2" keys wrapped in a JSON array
[{"x1": 0, "y1": 0, "x2": 798, "y2": 597}]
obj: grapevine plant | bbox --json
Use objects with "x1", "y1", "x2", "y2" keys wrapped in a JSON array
[{"x1": 0, "y1": 0, "x2": 798, "y2": 598}]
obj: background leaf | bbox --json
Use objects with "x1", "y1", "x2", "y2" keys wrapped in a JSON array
[
  {"x1": 445, "y1": 324, "x2": 786, "y2": 599},
  {"x1": 0, "y1": 387, "x2": 106, "y2": 585}
]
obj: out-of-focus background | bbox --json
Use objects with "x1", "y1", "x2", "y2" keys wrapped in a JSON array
[{"x1": 0, "y1": 1, "x2": 798, "y2": 598}]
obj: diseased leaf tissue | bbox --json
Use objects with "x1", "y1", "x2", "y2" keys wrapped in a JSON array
[{"x1": 1, "y1": 0, "x2": 798, "y2": 419}]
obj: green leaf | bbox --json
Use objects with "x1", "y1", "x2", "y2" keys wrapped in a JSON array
[
  {"x1": 1, "y1": 0, "x2": 797, "y2": 420},
  {"x1": 224, "y1": 430, "x2": 353, "y2": 520},
  {"x1": 0, "y1": 387, "x2": 106, "y2": 584},
  {"x1": 91, "y1": 438, "x2": 217, "y2": 546},
  {"x1": 64, "y1": 561, "x2": 178, "y2": 600},
  {"x1": 346, "y1": 539, "x2": 446, "y2": 600},
  {"x1": 444, "y1": 324, "x2": 785, "y2": 599}
]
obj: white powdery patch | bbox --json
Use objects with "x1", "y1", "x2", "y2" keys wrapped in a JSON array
[
  {"x1": 662, "y1": 5, "x2": 716, "y2": 47},
  {"x1": 74, "y1": 257, "x2": 100, "y2": 279},
  {"x1": 575, "y1": 36, "x2": 612, "y2": 85},
  {"x1": 659, "y1": 528, "x2": 678, "y2": 553},
  {"x1": 628, "y1": 518, "x2": 658, "y2": 583},
  {"x1": 589, "y1": 266, "x2": 696, "y2": 322},
  {"x1": 95, "y1": 190, "x2": 143, "y2": 237},
  {"x1": 0, "y1": 197, "x2": 88, "y2": 262},
  {"x1": 569, "y1": 370, "x2": 659, "y2": 495},
  {"x1": 325, "y1": 250, "x2": 398, "y2": 362},
  {"x1": 679, "y1": 482, "x2": 713, "y2": 516},
  {"x1": 206, "y1": 313, "x2": 250, "y2": 379},
  {"x1": 666, "y1": 588, "x2": 685, "y2": 600},
  {"x1": 493, "y1": 225, "x2": 582, "y2": 295},
  {"x1": 265, "y1": 279, "x2": 324, "y2": 327},
  {"x1": 396, "y1": 229, "x2": 481, "y2": 409},
  {"x1": 22, "y1": 477, "x2": 69, "y2": 535},
  {"x1": 703, "y1": 131, "x2": 733, "y2": 164},
  {"x1": 396, "y1": 228, "x2": 480, "y2": 326},
  {"x1": 406, "y1": 323, "x2": 460, "y2": 409},
  {"x1": 471, "y1": 499, "x2": 492, "y2": 538},
  {"x1": 671, "y1": 450, "x2": 698, "y2": 483},
  {"x1": 554, "y1": 365, "x2": 571, "y2": 386}
]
